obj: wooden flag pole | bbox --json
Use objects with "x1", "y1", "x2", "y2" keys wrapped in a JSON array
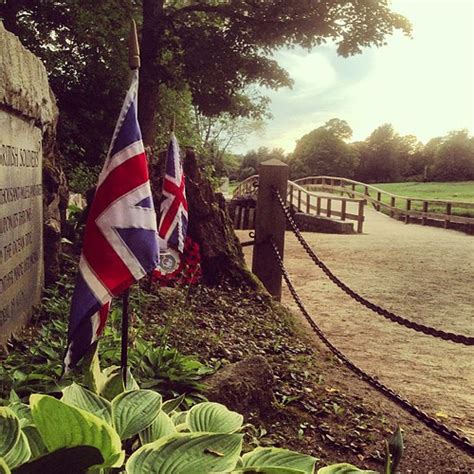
[{"x1": 121, "y1": 19, "x2": 141, "y2": 387}]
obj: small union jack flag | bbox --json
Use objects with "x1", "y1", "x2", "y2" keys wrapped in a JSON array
[
  {"x1": 158, "y1": 133, "x2": 188, "y2": 252},
  {"x1": 64, "y1": 70, "x2": 159, "y2": 371}
]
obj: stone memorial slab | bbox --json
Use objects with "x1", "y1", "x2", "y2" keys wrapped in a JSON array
[{"x1": 0, "y1": 110, "x2": 43, "y2": 340}]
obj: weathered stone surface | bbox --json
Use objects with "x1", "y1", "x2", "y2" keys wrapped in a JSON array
[
  {"x1": 0, "y1": 21, "x2": 67, "y2": 343},
  {"x1": 203, "y1": 355, "x2": 275, "y2": 418},
  {"x1": 1, "y1": 21, "x2": 67, "y2": 285}
]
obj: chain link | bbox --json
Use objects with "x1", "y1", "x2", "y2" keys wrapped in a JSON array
[
  {"x1": 270, "y1": 239, "x2": 474, "y2": 456},
  {"x1": 273, "y1": 188, "x2": 474, "y2": 346}
]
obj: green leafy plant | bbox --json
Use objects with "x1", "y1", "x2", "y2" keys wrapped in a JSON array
[{"x1": 2, "y1": 377, "x2": 373, "y2": 473}]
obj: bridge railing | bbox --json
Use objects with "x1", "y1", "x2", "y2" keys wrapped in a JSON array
[
  {"x1": 233, "y1": 174, "x2": 258, "y2": 198},
  {"x1": 232, "y1": 175, "x2": 366, "y2": 233},
  {"x1": 287, "y1": 181, "x2": 365, "y2": 233},
  {"x1": 294, "y1": 176, "x2": 474, "y2": 229}
]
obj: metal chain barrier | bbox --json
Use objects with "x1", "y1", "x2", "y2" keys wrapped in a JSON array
[
  {"x1": 270, "y1": 239, "x2": 474, "y2": 455},
  {"x1": 272, "y1": 188, "x2": 474, "y2": 346}
]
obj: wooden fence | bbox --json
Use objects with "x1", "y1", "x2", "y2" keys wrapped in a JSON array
[
  {"x1": 294, "y1": 176, "x2": 474, "y2": 229},
  {"x1": 287, "y1": 181, "x2": 365, "y2": 233},
  {"x1": 232, "y1": 175, "x2": 366, "y2": 233}
]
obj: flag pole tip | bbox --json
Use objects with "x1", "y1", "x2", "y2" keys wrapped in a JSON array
[{"x1": 129, "y1": 19, "x2": 140, "y2": 70}]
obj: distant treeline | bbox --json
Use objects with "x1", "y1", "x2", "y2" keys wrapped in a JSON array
[{"x1": 234, "y1": 119, "x2": 474, "y2": 183}]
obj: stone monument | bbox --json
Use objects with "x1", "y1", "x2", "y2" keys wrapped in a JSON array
[{"x1": 0, "y1": 22, "x2": 66, "y2": 344}]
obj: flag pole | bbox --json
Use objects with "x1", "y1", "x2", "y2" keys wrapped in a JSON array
[{"x1": 121, "y1": 18, "x2": 141, "y2": 387}]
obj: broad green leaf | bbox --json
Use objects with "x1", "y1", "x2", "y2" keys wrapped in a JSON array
[
  {"x1": 162, "y1": 394, "x2": 186, "y2": 415},
  {"x1": 112, "y1": 390, "x2": 162, "y2": 440},
  {"x1": 171, "y1": 411, "x2": 188, "y2": 426},
  {"x1": 30, "y1": 394, "x2": 123, "y2": 468},
  {"x1": 317, "y1": 464, "x2": 377, "y2": 474},
  {"x1": 100, "y1": 368, "x2": 124, "y2": 401},
  {"x1": 62, "y1": 383, "x2": 112, "y2": 425},
  {"x1": 4, "y1": 432, "x2": 31, "y2": 469},
  {"x1": 139, "y1": 411, "x2": 176, "y2": 445},
  {"x1": 386, "y1": 427, "x2": 403, "y2": 474},
  {"x1": 22, "y1": 427, "x2": 47, "y2": 459},
  {"x1": 242, "y1": 447, "x2": 317, "y2": 473},
  {"x1": 8, "y1": 392, "x2": 20, "y2": 404},
  {"x1": 0, "y1": 408, "x2": 20, "y2": 458},
  {"x1": 233, "y1": 468, "x2": 305, "y2": 473},
  {"x1": 126, "y1": 432, "x2": 243, "y2": 474},
  {"x1": 0, "y1": 457, "x2": 10, "y2": 474},
  {"x1": 100, "y1": 368, "x2": 138, "y2": 401},
  {"x1": 11, "y1": 446, "x2": 103, "y2": 474},
  {"x1": 187, "y1": 402, "x2": 243, "y2": 433},
  {"x1": 7, "y1": 404, "x2": 33, "y2": 429},
  {"x1": 82, "y1": 342, "x2": 107, "y2": 395}
]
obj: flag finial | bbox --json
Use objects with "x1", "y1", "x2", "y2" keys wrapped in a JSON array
[{"x1": 129, "y1": 19, "x2": 140, "y2": 69}]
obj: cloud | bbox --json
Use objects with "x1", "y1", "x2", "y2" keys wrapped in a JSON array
[{"x1": 234, "y1": 0, "x2": 474, "y2": 154}]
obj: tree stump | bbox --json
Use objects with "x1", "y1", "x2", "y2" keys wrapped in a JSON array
[{"x1": 149, "y1": 147, "x2": 258, "y2": 288}]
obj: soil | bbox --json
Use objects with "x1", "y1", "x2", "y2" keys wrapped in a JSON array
[{"x1": 235, "y1": 204, "x2": 473, "y2": 471}]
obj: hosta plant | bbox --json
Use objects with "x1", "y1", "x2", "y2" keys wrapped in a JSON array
[{"x1": 0, "y1": 376, "x2": 387, "y2": 473}]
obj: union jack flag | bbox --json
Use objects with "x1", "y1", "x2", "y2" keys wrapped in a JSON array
[
  {"x1": 158, "y1": 133, "x2": 188, "y2": 252},
  {"x1": 64, "y1": 70, "x2": 159, "y2": 371}
]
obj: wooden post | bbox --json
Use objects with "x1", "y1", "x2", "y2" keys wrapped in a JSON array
[
  {"x1": 252, "y1": 159, "x2": 289, "y2": 300},
  {"x1": 405, "y1": 199, "x2": 411, "y2": 224},
  {"x1": 445, "y1": 203, "x2": 452, "y2": 229},
  {"x1": 316, "y1": 197, "x2": 321, "y2": 215},
  {"x1": 297, "y1": 189, "x2": 302, "y2": 210},
  {"x1": 357, "y1": 200, "x2": 365, "y2": 233},
  {"x1": 242, "y1": 204, "x2": 250, "y2": 229},
  {"x1": 422, "y1": 201, "x2": 428, "y2": 225},
  {"x1": 306, "y1": 193, "x2": 310, "y2": 214},
  {"x1": 327, "y1": 199, "x2": 332, "y2": 218},
  {"x1": 341, "y1": 200, "x2": 347, "y2": 221},
  {"x1": 377, "y1": 191, "x2": 381, "y2": 211},
  {"x1": 390, "y1": 196, "x2": 396, "y2": 218}
]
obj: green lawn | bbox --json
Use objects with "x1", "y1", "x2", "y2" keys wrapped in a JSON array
[
  {"x1": 370, "y1": 181, "x2": 474, "y2": 203},
  {"x1": 353, "y1": 181, "x2": 474, "y2": 217}
]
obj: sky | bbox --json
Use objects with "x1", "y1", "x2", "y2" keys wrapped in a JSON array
[{"x1": 235, "y1": 0, "x2": 474, "y2": 154}]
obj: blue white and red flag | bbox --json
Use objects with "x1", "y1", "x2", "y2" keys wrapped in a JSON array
[
  {"x1": 158, "y1": 133, "x2": 188, "y2": 252},
  {"x1": 64, "y1": 70, "x2": 159, "y2": 371}
]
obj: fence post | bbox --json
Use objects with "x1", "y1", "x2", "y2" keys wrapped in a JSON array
[{"x1": 252, "y1": 159, "x2": 289, "y2": 301}]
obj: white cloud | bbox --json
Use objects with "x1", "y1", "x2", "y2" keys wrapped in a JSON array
[{"x1": 234, "y1": 0, "x2": 474, "y2": 154}]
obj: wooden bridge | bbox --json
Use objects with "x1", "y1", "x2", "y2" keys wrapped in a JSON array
[
  {"x1": 230, "y1": 174, "x2": 474, "y2": 234},
  {"x1": 231, "y1": 175, "x2": 366, "y2": 233}
]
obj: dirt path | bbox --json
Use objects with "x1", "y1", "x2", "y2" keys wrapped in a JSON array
[{"x1": 237, "y1": 207, "x2": 474, "y2": 441}]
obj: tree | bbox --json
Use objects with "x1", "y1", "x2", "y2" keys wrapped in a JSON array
[
  {"x1": 289, "y1": 119, "x2": 358, "y2": 178},
  {"x1": 356, "y1": 124, "x2": 402, "y2": 182},
  {"x1": 430, "y1": 130, "x2": 474, "y2": 181},
  {"x1": 1, "y1": 1, "x2": 411, "y2": 157},
  {"x1": 239, "y1": 147, "x2": 286, "y2": 180}
]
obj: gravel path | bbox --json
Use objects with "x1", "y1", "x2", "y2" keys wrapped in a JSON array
[{"x1": 238, "y1": 206, "x2": 474, "y2": 440}]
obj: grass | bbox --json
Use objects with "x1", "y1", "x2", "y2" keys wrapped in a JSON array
[
  {"x1": 352, "y1": 181, "x2": 474, "y2": 217},
  {"x1": 370, "y1": 181, "x2": 474, "y2": 203}
]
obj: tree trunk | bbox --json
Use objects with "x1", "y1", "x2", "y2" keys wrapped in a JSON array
[
  {"x1": 139, "y1": 0, "x2": 165, "y2": 146},
  {"x1": 183, "y1": 149, "x2": 259, "y2": 288}
]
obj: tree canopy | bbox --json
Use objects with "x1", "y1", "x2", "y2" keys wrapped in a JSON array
[
  {"x1": 289, "y1": 119, "x2": 358, "y2": 178},
  {"x1": 289, "y1": 119, "x2": 474, "y2": 183},
  {"x1": 1, "y1": 0, "x2": 411, "y2": 169}
]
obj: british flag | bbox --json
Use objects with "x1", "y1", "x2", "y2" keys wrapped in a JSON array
[
  {"x1": 64, "y1": 70, "x2": 159, "y2": 371},
  {"x1": 158, "y1": 133, "x2": 188, "y2": 252}
]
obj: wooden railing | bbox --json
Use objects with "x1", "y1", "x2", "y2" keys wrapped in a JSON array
[
  {"x1": 287, "y1": 181, "x2": 365, "y2": 233},
  {"x1": 232, "y1": 175, "x2": 366, "y2": 233},
  {"x1": 294, "y1": 176, "x2": 474, "y2": 229},
  {"x1": 233, "y1": 175, "x2": 259, "y2": 198}
]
